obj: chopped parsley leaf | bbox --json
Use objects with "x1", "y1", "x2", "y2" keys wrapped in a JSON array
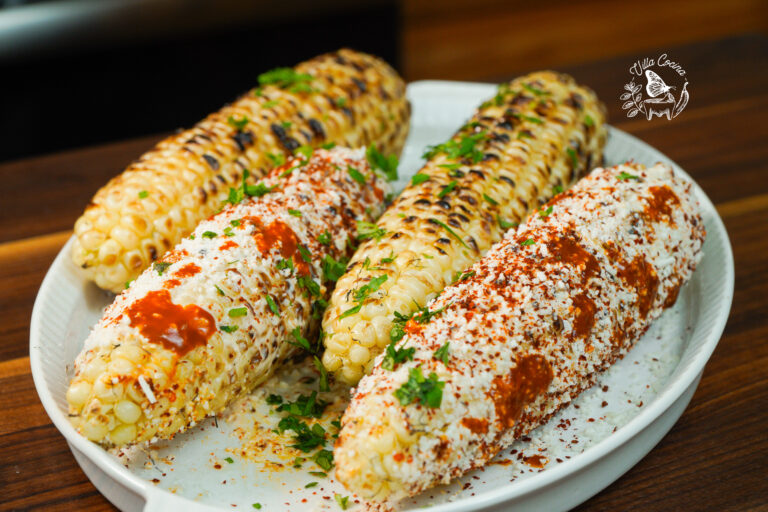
[
  {"x1": 262, "y1": 100, "x2": 279, "y2": 108},
  {"x1": 312, "y1": 448, "x2": 334, "y2": 471},
  {"x1": 317, "y1": 231, "x2": 332, "y2": 245},
  {"x1": 454, "y1": 270, "x2": 475, "y2": 283},
  {"x1": 553, "y1": 185, "x2": 564, "y2": 194},
  {"x1": 223, "y1": 226, "x2": 234, "y2": 237},
  {"x1": 276, "y1": 391, "x2": 328, "y2": 418},
  {"x1": 517, "y1": 131, "x2": 533, "y2": 140},
  {"x1": 382, "y1": 341, "x2": 415, "y2": 371},
  {"x1": 335, "y1": 97, "x2": 347, "y2": 107},
  {"x1": 433, "y1": 342, "x2": 450, "y2": 365},
  {"x1": 422, "y1": 131, "x2": 487, "y2": 163},
  {"x1": 297, "y1": 275, "x2": 320, "y2": 297},
  {"x1": 366, "y1": 144, "x2": 398, "y2": 182},
  {"x1": 305, "y1": 482, "x2": 318, "y2": 488},
  {"x1": 320, "y1": 141, "x2": 336, "y2": 149},
  {"x1": 258, "y1": 67, "x2": 314, "y2": 92},
  {"x1": 138, "y1": 190, "x2": 148, "y2": 199},
  {"x1": 335, "y1": 494, "x2": 350, "y2": 510},
  {"x1": 266, "y1": 152, "x2": 286, "y2": 166},
  {"x1": 288, "y1": 208, "x2": 302, "y2": 217},
  {"x1": 264, "y1": 294, "x2": 279, "y2": 315},
  {"x1": 356, "y1": 220, "x2": 387, "y2": 242},
  {"x1": 287, "y1": 327, "x2": 312, "y2": 352},
  {"x1": 220, "y1": 325, "x2": 238, "y2": 333},
  {"x1": 412, "y1": 303, "x2": 450, "y2": 325},
  {"x1": 294, "y1": 145, "x2": 313, "y2": 159},
  {"x1": 245, "y1": 182, "x2": 278, "y2": 198},
  {"x1": 438, "y1": 163, "x2": 461, "y2": 170},
  {"x1": 314, "y1": 356, "x2": 330, "y2": 392},
  {"x1": 483, "y1": 193, "x2": 498, "y2": 205},
  {"x1": 521, "y1": 238, "x2": 536, "y2": 246},
  {"x1": 322, "y1": 254, "x2": 348, "y2": 282},
  {"x1": 281, "y1": 121, "x2": 292, "y2": 129},
  {"x1": 523, "y1": 83, "x2": 549, "y2": 96},
  {"x1": 617, "y1": 171, "x2": 640, "y2": 181},
  {"x1": 438, "y1": 180, "x2": 458, "y2": 199},
  {"x1": 252, "y1": 504, "x2": 262, "y2": 510},
  {"x1": 411, "y1": 173, "x2": 430, "y2": 186},
  {"x1": 153, "y1": 261, "x2": 171, "y2": 275},
  {"x1": 539, "y1": 205, "x2": 554, "y2": 218},
  {"x1": 298, "y1": 245, "x2": 312, "y2": 263},
  {"x1": 430, "y1": 219, "x2": 471, "y2": 250},
  {"x1": 224, "y1": 456, "x2": 234, "y2": 464},
  {"x1": 227, "y1": 115, "x2": 249, "y2": 131},
  {"x1": 498, "y1": 216, "x2": 517, "y2": 230},
  {"x1": 381, "y1": 250, "x2": 395, "y2": 264},
  {"x1": 393, "y1": 367, "x2": 445, "y2": 408},
  {"x1": 266, "y1": 394, "x2": 283, "y2": 405},
  {"x1": 347, "y1": 165, "x2": 367, "y2": 185},
  {"x1": 512, "y1": 113, "x2": 544, "y2": 124},
  {"x1": 584, "y1": 114, "x2": 595, "y2": 127},
  {"x1": 276, "y1": 258, "x2": 295, "y2": 274},
  {"x1": 228, "y1": 307, "x2": 247, "y2": 318},
  {"x1": 338, "y1": 274, "x2": 388, "y2": 319},
  {"x1": 389, "y1": 310, "x2": 411, "y2": 343},
  {"x1": 309, "y1": 471, "x2": 327, "y2": 478},
  {"x1": 566, "y1": 148, "x2": 579, "y2": 167},
  {"x1": 230, "y1": 219, "x2": 241, "y2": 227},
  {"x1": 202, "y1": 231, "x2": 218, "y2": 239}
]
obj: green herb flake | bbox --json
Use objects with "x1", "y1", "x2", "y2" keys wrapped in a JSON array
[
  {"x1": 202, "y1": 231, "x2": 218, "y2": 239},
  {"x1": 584, "y1": 114, "x2": 595, "y2": 127},
  {"x1": 224, "y1": 456, "x2": 234, "y2": 464},
  {"x1": 298, "y1": 245, "x2": 312, "y2": 263},
  {"x1": 153, "y1": 261, "x2": 171, "y2": 276},
  {"x1": 124, "y1": 280, "x2": 133, "y2": 289},
  {"x1": 294, "y1": 145, "x2": 313, "y2": 159},
  {"x1": 262, "y1": 100, "x2": 279, "y2": 108},
  {"x1": 521, "y1": 238, "x2": 536, "y2": 246},
  {"x1": 266, "y1": 394, "x2": 283, "y2": 405},
  {"x1": 320, "y1": 141, "x2": 336, "y2": 149},
  {"x1": 423, "y1": 131, "x2": 487, "y2": 163},
  {"x1": 523, "y1": 83, "x2": 549, "y2": 96},
  {"x1": 438, "y1": 180, "x2": 458, "y2": 199},
  {"x1": 258, "y1": 67, "x2": 314, "y2": 91},
  {"x1": 539, "y1": 205, "x2": 554, "y2": 218},
  {"x1": 322, "y1": 254, "x2": 348, "y2": 282},
  {"x1": 335, "y1": 97, "x2": 347, "y2": 107},
  {"x1": 138, "y1": 190, "x2": 149, "y2": 199},
  {"x1": 393, "y1": 367, "x2": 445, "y2": 408},
  {"x1": 276, "y1": 258, "x2": 295, "y2": 274},
  {"x1": 288, "y1": 326, "x2": 312, "y2": 352},
  {"x1": 430, "y1": 219, "x2": 471, "y2": 250},
  {"x1": 617, "y1": 171, "x2": 640, "y2": 181},
  {"x1": 314, "y1": 356, "x2": 330, "y2": 392},
  {"x1": 309, "y1": 471, "x2": 327, "y2": 478},
  {"x1": 335, "y1": 494, "x2": 350, "y2": 510},
  {"x1": 227, "y1": 115, "x2": 249, "y2": 131},
  {"x1": 264, "y1": 295, "x2": 280, "y2": 315},
  {"x1": 347, "y1": 165, "x2": 367, "y2": 185},
  {"x1": 288, "y1": 208, "x2": 302, "y2": 217},
  {"x1": 266, "y1": 152, "x2": 286, "y2": 167},
  {"x1": 305, "y1": 482, "x2": 318, "y2": 488},
  {"x1": 483, "y1": 193, "x2": 498, "y2": 206},
  {"x1": 553, "y1": 185, "x2": 564, "y2": 194},
  {"x1": 281, "y1": 121, "x2": 292, "y2": 129},
  {"x1": 437, "y1": 163, "x2": 461, "y2": 170},
  {"x1": 411, "y1": 173, "x2": 430, "y2": 186},
  {"x1": 356, "y1": 220, "x2": 387, "y2": 242},
  {"x1": 366, "y1": 144, "x2": 398, "y2": 182},
  {"x1": 381, "y1": 250, "x2": 395, "y2": 264},
  {"x1": 498, "y1": 216, "x2": 517, "y2": 230},
  {"x1": 433, "y1": 342, "x2": 451, "y2": 365},
  {"x1": 382, "y1": 341, "x2": 415, "y2": 371},
  {"x1": 228, "y1": 307, "x2": 248, "y2": 318},
  {"x1": 512, "y1": 113, "x2": 544, "y2": 124},
  {"x1": 230, "y1": 219, "x2": 241, "y2": 227},
  {"x1": 312, "y1": 448, "x2": 334, "y2": 471},
  {"x1": 317, "y1": 231, "x2": 332, "y2": 246},
  {"x1": 245, "y1": 182, "x2": 278, "y2": 198},
  {"x1": 338, "y1": 274, "x2": 388, "y2": 320},
  {"x1": 220, "y1": 325, "x2": 238, "y2": 333},
  {"x1": 455, "y1": 270, "x2": 475, "y2": 283},
  {"x1": 566, "y1": 148, "x2": 579, "y2": 167},
  {"x1": 252, "y1": 503, "x2": 262, "y2": 510}
]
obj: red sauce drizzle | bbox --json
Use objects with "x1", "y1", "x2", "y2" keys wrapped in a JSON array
[
  {"x1": 461, "y1": 417, "x2": 489, "y2": 435},
  {"x1": 571, "y1": 292, "x2": 597, "y2": 338},
  {"x1": 173, "y1": 262, "x2": 201, "y2": 279},
  {"x1": 617, "y1": 255, "x2": 659, "y2": 318},
  {"x1": 126, "y1": 290, "x2": 216, "y2": 355},
  {"x1": 219, "y1": 240, "x2": 239, "y2": 251},
  {"x1": 160, "y1": 249, "x2": 188, "y2": 264},
  {"x1": 163, "y1": 278, "x2": 181, "y2": 289},
  {"x1": 523, "y1": 454, "x2": 548, "y2": 468},
  {"x1": 243, "y1": 217, "x2": 310, "y2": 275},
  {"x1": 544, "y1": 235, "x2": 600, "y2": 280},
  {"x1": 489, "y1": 354, "x2": 553, "y2": 429},
  {"x1": 644, "y1": 185, "x2": 680, "y2": 223}
]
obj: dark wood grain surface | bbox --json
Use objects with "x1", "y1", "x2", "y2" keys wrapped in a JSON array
[{"x1": 1, "y1": 35, "x2": 767, "y2": 511}]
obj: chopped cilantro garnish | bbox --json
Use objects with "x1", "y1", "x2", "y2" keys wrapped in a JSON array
[
  {"x1": 266, "y1": 394, "x2": 283, "y2": 405},
  {"x1": 347, "y1": 165, "x2": 367, "y2": 185},
  {"x1": 617, "y1": 171, "x2": 640, "y2": 181},
  {"x1": 393, "y1": 367, "x2": 445, "y2": 408},
  {"x1": 309, "y1": 471, "x2": 327, "y2": 478},
  {"x1": 338, "y1": 274, "x2": 388, "y2": 319},
  {"x1": 220, "y1": 325, "x2": 238, "y2": 333},
  {"x1": 294, "y1": 145, "x2": 313, "y2": 159},
  {"x1": 258, "y1": 67, "x2": 314, "y2": 92},
  {"x1": 252, "y1": 504, "x2": 262, "y2": 510},
  {"x1": 438, "y1": 163, "x2": 461, "y2": 170},
  {"x1": 433, "y1": 342, "x2": 450, "y2": 365},
  {"x1": 264, "y1": 294, "x2": 279, "y2": 315},
  {"x1": 454, "y1": 270, "x2": 475, "y2": 282},
  {"x1": 230, "y1": 219, "x2": 241, "y2": 227},
  {"x1": 287, "y1": 326, "x2": 312, "y2": 352},
  {"x1": 223, "y1": 226, "x2": 234, "y2": 237},
  {"x1": 322, "y1": 254, "x2": 347, "y2": 282},
  {"x1": 153, "y1": 261, "x2": 171, "y2": 276},
  {"x1": 297, "y1": 275, "x2": 320, "y2": 297},
  {"x1": 389, "y1": 310, "x2": 411, "y2": 343},
  {"x1": 266, "y1": 152, "x2": 286, "y2": 166},
  {"x1": 227, "y1": 115, "x2": 249, "y2": 130},
  {"x1": 288, "y1": 208, "x2": 302, "y2": 217},
  {"x1": 356, "y1": 220, "x2": 387, "y2": 242},
  {"x1": 566, "y1": 148, "x2": 579, "y2": 167},
  {"x1": 138, "y1": 190, "x2": 148, "y2": 199},
  {"x1": 317, "y1": 231, "x2": 332, "y2": 245},
  {"x1": 335, "y1": 494, "x2": 350, "y2": 510},
  {"x1": 224, "y1": 456, "x2": 234, "y2": 464},
  {"x1": 483, "y1": 193, "x2": 498, "y2": 205},
  {"x1": 228, "y1": 307, "x2": 247, "y2": 318},
  {"x1": 366, "y1": 144, "x2": 398, "y2": 182},
  {"x1": 438, "y1": 180, "x2": 457, "y2": 199},
  {"x1": 305, "y1": 482, "x2": 318, "y2": 488},
  {"x1": 382, "y1": 341, "x2": 415, "y2": 371},
  {"x1": 276, "y1": 258, "x2": 295, "y2": 274},
  {"x1": 381, "y1": 250, "x2": 395, "y2": 264},
  {"x1": 517, "y1": 131, "x2": 533, "y2": 140},
  {"x1": 521, "y1": 238, "x2": 536, "y2": 246},
  {"x1": 539, "y1": 205, "x2": 554, "y2": 218},
  {"x1": 312, "y1": 449, "x2": 334, "y2": 471},
  {"x1": 281, "y1": 121, "x2": 292, "y2": 129},
  {"x1": 498, "y1": 216, "x2": 517, "y2": 230},
  {"x1": 512, "y1": 113, "x2": 544, "y2": 124},
  {"x1": 314, "y1": 356, "x2": 330, "y2": 392},
  {"x1": 124, "y1": 280, "x2": 132, "y2": 289},
  {"x1": 523, "y1": 83, "x2": 549, "y2": 96},
  {"x1": 411, "y1": 173, "x2": 430, "y2": 186},
  {"x1": 553, "y1": 184, "x2": 564, "y2": 194},
  {"x1": 245, "y1": 182, "x2": 278, "y2": 198},
  {"x1": 262, "y1": 99, "x2": 279, "y2": 108},
  {"x1": 276, "y1": 391, "x2": 328, "y2": 418},
  {"x1": 320, "y1": 141, "x2": 336, "y2": 149},
  {"x1": 298, "y1": 245, "x2": 312, "y2": 263},
  {"x1": 584, "y1": 114, "x2": 595, "y2": 127},
  {"x1": 423, "y1": 131, "x2": 487, "y2": 163},
  {"x1": 430, "y1": 219, "x2": 471, "y2": 250},
  {"x1": 412, "y1": 303, "x2": 450, "y2": 325},
  {"x1": 335, "y1": 97, "x2": 347, "y2": 107},
  {"x1": 202, "y1": 231, "x2": 218, "y2": 239}
]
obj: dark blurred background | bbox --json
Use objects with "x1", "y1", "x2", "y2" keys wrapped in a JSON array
[{"x1": 0, "y1": 0, "x2": 766, "y2": 162}]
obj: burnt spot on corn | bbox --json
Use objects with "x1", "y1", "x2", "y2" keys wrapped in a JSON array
[
  {"x1": 499, "y1": 175, "x2": 516, "y2": 187},
  {"x1": 415, "y1": 199, "x2": 431, "y2": 206},
  {"x1": 233, "y1": 131, "x2": 254, "y2": 152},
  {"x1": 469, "y1": 169, "x2": 486, "y2": 180},
  {"x1": 449, "y1": 212, "x2": 470, "y2": 223},
  {"x1": 203, "y1": 154, "x2": 220, "y2": 171},
  {"x1": 437, "y1": 200, "x2": 451, "y2": 210},
  {"x1": 308, "y1": 119, "x2": 325, "y2": 138},
  {"x1": 437, "y1": 238, "x2": 451, "y2": 245},
  {"x1": 351, "y1": 77, "x2": 367, "y2": 93}
]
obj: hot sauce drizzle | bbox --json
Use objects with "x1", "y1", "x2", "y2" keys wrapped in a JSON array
[
  {"x1": 644, "y1": 185, "x2": 680, "y2": 223},
  {"x1": 243, "y1": 217, "x2": 310, "y2": 275},
  {"x1": 489, "y1": 354, "x2": 553, "y2": 430},
  {"x1": 173, "y1": 262, "x2": 201, "y2": 279},
  {"x1": 126, "y1": 290, "x2": 216, "y2": 355}
]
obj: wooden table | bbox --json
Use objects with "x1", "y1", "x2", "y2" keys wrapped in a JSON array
[{"x1": 1, "y1": 35, "x2": 766, "y2": 511}]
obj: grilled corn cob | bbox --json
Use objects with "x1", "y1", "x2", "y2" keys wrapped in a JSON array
[
  {"x1": 322, "y1": 71, "x2": 607, "y2": 384},
  {"x1": 66, "y1": 147, "x2": 388, "y2": 446},
  {"x1": 72, "y1": 49, "x2": 410, "y2": 293},
  {"x1": 334, "y1": 162, "x2": 706, "y2": 502}
]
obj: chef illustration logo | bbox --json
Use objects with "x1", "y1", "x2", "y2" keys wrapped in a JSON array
[{"x1": 621, "y1": 53, "x2": 689, "y2": 120}]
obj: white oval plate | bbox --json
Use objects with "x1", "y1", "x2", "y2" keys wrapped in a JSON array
[{"x1": 31, "y1": 80, "x2": 734, "y2": 512}]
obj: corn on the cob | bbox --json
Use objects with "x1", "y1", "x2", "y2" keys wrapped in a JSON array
[
  {"x1": 66, "y1": 147, "x2": 388, "y2": 446},
  {"x1": 334, "y1": 162, "x2": 706, "y2": 502},
  {"x1": 322, "y1": 71, "x2": 607, "y2": 384},
  {"x1": 72, "y1": 49, "x2": 410, "y2": 293}
]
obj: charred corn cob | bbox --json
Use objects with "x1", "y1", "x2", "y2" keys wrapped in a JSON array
[
  {"x1": 66, "y1": 147, "x2": 388, "y2": 446},
  {"x1": 334, "y1": 162, "x2": 706, "y2": 502},
  {"x1": 72, "y1": 49, "x2": 410, "y2": 293},
  {"x1": 322, "y1": 71, "x2": 607, "y2": 384}
]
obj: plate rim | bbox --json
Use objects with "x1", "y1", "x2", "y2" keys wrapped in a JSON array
[{"x1": 29, "y1": 80, "x2": 735, "y2": 511}]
